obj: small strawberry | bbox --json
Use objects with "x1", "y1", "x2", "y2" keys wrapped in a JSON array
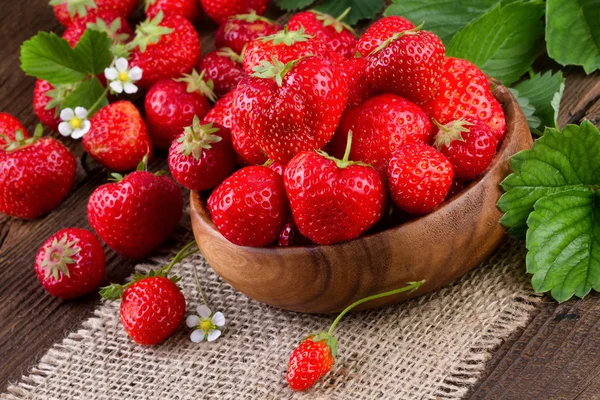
[
  {"x1": 145, "y1": 0, "x2": 201, "y2": 23},
  {"x1": 129, "y1": 12, "x2": 201, "y2": 88},
  {"x1": 62, "y1": 10, "x2": 133, "y2": 47},
  {"x1": 356, "y1": 16, "x2": 415, "y2": 57},
  {"x1": 284, "y1": 133, "x2": 387, "y2": 245},
  {"x1": 242, "y1": 28, "x2": 329, "y2": 74},
  {"x1": 0, "y1": 113, "x2": 28, "y2": 150},
  {"x1": 168, "y1": 117, "x2": 236, "y2": 191},
  {"x1": 0, "y1": 125, "x2": 76, "y2": 219},
  {"x1": 215, "y1": 12, "x2": 282, "y2": 55},
  {"x1": 34, "y1": 228, "x2": 105, "y2": 299},
  {"x1": 88, "y1": 158, "x2": 183, "y2": 260},
  {"x1": 433, "y1": 119, "x2": 498, "y2": 180},
  {"x1": 199, "y1": 0, "x2": 269, "y2": 24},
  {"x1": 234, "y1": 56, "x2": 348, "y2": 163},
  {"x1": 208, "y1": 166, "x2": 288, "y2": 247},
  {"x1": 364, "y1": 27, "x2": 445, "y2": 104},
  {"x1": 422, "y1": 57, "x2": 506, "y2": 142},
  {"x1": 33, "y1": 80, "x2": 75, "y2": 132},
  {"x1": 145, "y1": 70, "x2": 215, "y2": 149},
  {"x1": 330, "y1": 94, "x2": 433, "y2": 172},
  {"x1": 278, "y1": 217, "x2": 309, "y2": 247},
  {"x1": 205, "y1": 90, "x2": 236, "y2": 129},
  {"x1": 198, "y1": 48, "x2": 245, "y2": 98},
  {"x1": 50, "y1": 0, "x2": 138, "y2": 27},
  {"x1": 387, "y1": 143, "x2": 454, "y2": 215},
  {"x1": 83, "y1": 101, "x2": 153, "y2": 172},
  {"x1": 288, "y1": 9, "x2": 357, "y2": 58}
]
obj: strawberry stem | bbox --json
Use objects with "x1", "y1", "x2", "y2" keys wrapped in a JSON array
[
  {"x1": 193, "y1": 263, "x2": 209, "y2": 306},
  {"x1": 160, "y1": 240, "x2": 198, "y2": 275},
  {"x1": 342, "y1": 130, "x2": 353, "y2": 163}
]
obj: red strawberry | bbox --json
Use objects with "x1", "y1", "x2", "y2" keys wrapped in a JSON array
[
  {"x1": 287, "y1": 334, "x2": 336, "y2": 391},
  {"x1": 234, "y1": 56, "x2": 348, "y2": 163},
  {"x1": 145, "y1": 70, "x2": 214, "y2": 149},
  {"x1": 284, "y1": 135, "x2": 387, "y2": 245},
  {"x1": 267, "y1": 160, "x2": 285, "y2": 176},
  {"x1": 365, "y1": 28, "x2": 445, "y2": 104},
  {"x1": 33, "y1": 80, "x2": 76, "y2": 132},
  {"x1": 0, "y1": 113, "x2": 28, "y2": 150},
  {"x1": 50, "y1": 0, "x2": 138, "y2": 27},
  {"x1": 34, "y1": 228, "x2": 105, "y2": 299},
  {"x1": 129, "y1": 13, "x2": 201, "y2": 88},
  {"x1": 335, "y1": 55, "x2": 373, "y2": 108},
  {"x1": 83, "y1": 101, "x2": 152, "y2": 172},
  {"x1": 199, "y1": 0, "x2": 269, "y2": 24},
  {"x1": 277, "y1": 217, "x2": 310, "y2": 247},
  {"x1": 356, "y1": 16, "x2": 415, "y2": 57},
  {"x1": 288, "y1": 9, "x2": 358, "y2": 58},
  {"x1": 242, "y1": 28, "x2": 329, "y2": 75},
  {"x1": 168, "y1": 117, "x2": 236, "y2": 191},
  {"x1": 208, "y1": 166, "x2": 288, "y2": 247},
  {"x1": 231, "y1": 125, "x2": 268, "y2": 165},
  {"x1": 215, "y1": 12, "x2": 282, "y2": 55},
  {"x1": 145, "y1": 0, "x2": 201, "y2": 23},
  {"x1": 433, "y1": 119, "x2": 498, "y2": 180},
  {"x1": 330, "y1": 94, "x2": 433, "y2": 172},
  {"x1": 0, "y1": 126, "x2": 76, "y2": 219},
  {"x1": 205, "y1": 90, "x2": 236, "y2": 129},
  {"x1": 422, "y1": 57, "x2": 506, "y2": 142},
  {"x1": 62, "y1": 10, "x2": 133, "y2": 47},
  {"x1": 387, "y1": 143, "x2": 454, "y2": 215},
  {"x1": 88, "y1": 163, "x2": 183, "y2": 260},
  {"x1": 198, "y1": 48, "x2": 245, "y2": 98}
]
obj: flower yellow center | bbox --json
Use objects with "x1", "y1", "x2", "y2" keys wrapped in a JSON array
[
  {"x1": 200, "y1": 319, "x2": 213, "y2": 331},
  {"x1": 70, "y1": 117, "x2": 83, "y2": 129},
  {"x1": 119, "y1": 71, "x2": 129, "y2": 82}
]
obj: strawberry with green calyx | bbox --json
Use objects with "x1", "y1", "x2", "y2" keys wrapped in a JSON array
[
  {"x1": 168, "y1": 116, "x2": 236, "y2": 191},
  {"x1": 199, "y1": 0, "x2": 269, "y2": 25},
  {"x1": 287, "y1": 280, "x2": 426, "y2": 391},
  {"x1": 49, "y1": 0, "x2": 138, "y2": 28},
  {"x1": 215, "y1": 12, "x2": 283, "y2": 55},
  {"x1": 356, "y1": 16, "x2": 415, "y2": 57},
  {"x1": 33, "y1": 80, "x2": 77, "y2": 132},
  {"x1": 0, "y1": 113, "x2": 29, "y2": 151},
  {"x1": 62, "y1": 11, "x2": 133, "y2": 48},
  {"x1": 145, "y1": 0, "x2": 201, "y2": 23},
  {"x1": 198, "y1": 48, "x2": 246, "y2": 98}
]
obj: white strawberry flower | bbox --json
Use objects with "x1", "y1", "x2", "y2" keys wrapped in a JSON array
[
  {"x1": 104, "y1": 58, "x2": 143, "y2": 94},
  {"x1": 58, "y1": 107, "x2": 91, "y2": 139},
  {"x1": 186, "y1": 305, "x2": 225, "y2": 342}
]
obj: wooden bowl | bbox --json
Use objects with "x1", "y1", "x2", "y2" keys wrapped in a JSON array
[{"x1": 190, "y1": 84, "x2": 532, "y2": 314}]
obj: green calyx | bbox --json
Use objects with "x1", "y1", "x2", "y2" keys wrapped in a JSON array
[
  {"x1": 368, "y1": 23, "x2": 423, "y2": 57},
  {"x1": 3, "y1": 124, "x2": 44, "y2": 152},
  {"x1": 217, "y1": 47, "x2": 244, "y2": 64},
  {"x1": 316, "y1": 131, "x2": 371, "y2": 169},
  {"x1": 174, "y1": 69, "x2": 217, "y2": 102},
  {"x1": 40, "y1": 234, "x2": 81, "y2": 281},
  {"x1": 433, "y1": 119, "x2": 471, "y2": 150},
  {"x1": 260, "y1": 27, "x2": 313, "y2": 46},
  {"x1": 233, "y1": 10, "x2": 273, "y2": 24},
  {"x1": 177, "y1": 116, "x2": 222, "y2": 160},
  {"x1": 311, "y1": 8, "x2": 355, "y2": 35},
  {"x1": 45, "y1": 83, "x2": 78, "y2": 116},
  {"x1": 144, "y1": 0, "x2": 157, "y2": 12},
  {"x1": 108, "y1": 153, "x2": 163, "y2": 182},
  {"x1": 308, "y1": 332, "x2": 339, "y2": 358},
  {"x1": 129, "y1": 11, "x2": 174, "y2": 53},
  {"x1": 49, "y1": 0, "x2": 97, "y2": 19},
  {"x1": 251, "y1": 56, "x2": 301, "y2": 87},
  {"x1": 87, "y1": 17, "x2": 130, "y2": 44}
]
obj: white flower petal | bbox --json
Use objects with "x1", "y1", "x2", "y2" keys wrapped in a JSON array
[
  {"x1": 71, "y1": 121, "x2": 91, "y2": 139},
  {"x1": 190, "y1": 329, "x2": 205, "y2": 343},
  {"x1": 110, "y1": 81, "x2": 124, "y2": 93},
  {"x1": 74, "y1": 107, "x2": 88, "y2": 119},
  {"x1": 115, "y1": 57, "x2": 129, "y2": 72},
  {"x1": 206, "y1": 329, "x2": 222, "y2": 342},
  {"x1": 197, "y1": 305, "x2": 212, "y2": 319},
  {"x1": 58, "y1": 122, "x2": 73, "y2": 136},
  {"x1": 60, "y1": 108, "x2": 74, "y2": 121},
  {"x1": 123, "y1": 82, "x2": 138, "y2": 94},
  {"x1": 104, "y1": 67, "x2": 118, "y2": 81},
  {"x1": 211, "y1": 312, "x2": 225, "y2": 327},
  {"x1": 186, "y1": 315, "x2": 200, "y2": 328},
  {"x1": 128, "y1": 66, "x2": 143, "y2": 81}
]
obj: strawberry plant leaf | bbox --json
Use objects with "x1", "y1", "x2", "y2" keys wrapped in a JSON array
[
  {"x1": 447, "y1": 0, "x2": 545, "y2": 86},
  {"x1": 498, "y1": 121, "x2": 600, "y2": 237},
  {"x1": 73, "y1": 29, "x2": 113, "y2": 75},
  {"x1": 61, "y1": 76, "x2": 108, "y2": 116},
  {"x1": 526, "y1": 188, "x2": 600, "y2": 303},
  {"x1": 546, "y1": 0, "x2": 600, "y2": 74},
  {"x1": 508, "y1": 88, "x2": 542, "y2": 131},
  {"x1": 275, "y1": 0, "x2": 316, "y2": 11},
  {"x1": 314, "y1": 0, "x2": 386, "y2": 25},
  {"x1": 513, "y1": 71, "x2": 566, "y2": 131}
]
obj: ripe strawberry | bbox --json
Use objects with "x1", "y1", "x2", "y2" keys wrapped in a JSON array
[
  {"x1": 129, "y1": 13, "x2": 201, "y2": 88},
  {"x1": 83, "y1": 101, "x2": 153, "y2": 172},
  {"x1": 199, "y1": 0, "x2": 269, "y2": 24},
  {"x1": 88, "y1": 162, "x2": 183, "y2": 260},
  {"x1": 33, "y1": 80, "x2": 75, "y2": 132},
  {"x1": 62, "y1": 10, "x2": 133, "y2": 47},
  {"x1": 278, "y1": 217, "x2": 310, "y2": 247},
  {"x1": 288, "y1": 9, "x2": 358, "y2": 58},
  {"x1": 145, "y1": 70, "x2": 214, "y2": 149},
  {"x1": 356, "y1": 16, "x2": 415, "y2": 57},
  {"x1": 422, "y1": 57, "x2": 506, "y2": 142},
  {"x1": 0, "y1": 126, "x2": 76, "y2": 219},
  {"x1": 234, "y1": 56, "x2": 348, "y2": 163},
  {"x1": 208, "y1": 166, "x2": 288, "y2": 247},
  {"x1": 287, "y1": 334, "x2": 336, "y2": 391},
  {"x1": 364, "y1": 28, "x2": 445, "y2": 105},
  {"x1": 387, "y1": 143, "x2": 454, "y2": 215},
  {"x1": 335, "y1": 55, "x2": 373, "y2": 108},
  {"x1": 0, "y1": 113, "x2": 28, "y2": 150},
  {"x1": 231, "y1": 125, "x2": 268, "y2": 165},
  {"x1": 205, "y1": 90, "x2": 236, "y2": 129},
  {"x1": 198, "y1": 48, "x2": 245, "y2": 98},
  {"x1": 50, "y1": 0, "x2": 138, "y2": 27},
  {"x1": 330, "y1": 94, "x2": 433, "y2": 172},
  {"x1": 168, "y1": 117, "x2": 236, "y2": 191},
  {"x1": 145, "y1": 0, "x2": 201, "y2": 23},
  {"x1": 242, "y1": 28, "x2": 329, "y2": 75},
  {"x1": 433, "y1": 119, "x2": 498, "y2": 180},
  {"x1": 215, "y1": 12, "x2": 282, "y2": 55},
  {"x1": 284, "y1": 135, "x2": 387, "y2": 245},
  {"x1": 267, "y1": 160, "x2": 285, "y2": 176},
  {"x1": 34, "y1": 228, "x2": 105, "y2": 299}
]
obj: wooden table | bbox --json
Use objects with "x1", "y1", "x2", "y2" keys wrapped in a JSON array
[{"x1": 1, "y1": 1, "x2": 600, "y2": 398}]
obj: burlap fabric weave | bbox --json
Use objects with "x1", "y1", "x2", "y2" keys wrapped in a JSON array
[{"x1": 2, "y1": 213, "x2": 539, "y2": 400}]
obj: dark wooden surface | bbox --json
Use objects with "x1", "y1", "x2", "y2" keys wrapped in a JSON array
[{"x1": 1, "y1": 1, "x2": 600, "y2": 398}]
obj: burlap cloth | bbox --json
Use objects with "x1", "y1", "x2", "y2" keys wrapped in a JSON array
[{"x1": 2, "y1": 211, "x2": 540, "y2": 400}]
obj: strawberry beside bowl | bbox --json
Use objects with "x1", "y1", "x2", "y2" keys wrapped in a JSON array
[{"x1": 190, "y1": 84, "x2": 532, "y2": 314}]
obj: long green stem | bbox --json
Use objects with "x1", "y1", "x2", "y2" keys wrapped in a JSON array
[
  {"x1": 161, "y1": 241, "x2": 198, "y2": 275},
  {"x1": 87, "y1": 87, "x2": 110, "y2": 117},
  {"x1": 193, "y1": 264, "x2": 209, "y2": 306},
  {"x1": 327, "y1": 280, "x2": 425, "y2": 336}
]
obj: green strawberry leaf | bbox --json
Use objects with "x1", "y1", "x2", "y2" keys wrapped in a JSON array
[
  {"x1": 526, "y1": 188, "x2": 600, "y2": 303},
  {"x1": 314, "y1": 0, "x2": 386, "y2": 25},
  {"x1": 546, "y1": 0, "x2": 600, "y2": 74},
  {"x1": 61, "y1": 76, "x2": 108, "y2": 116},
  {"x1": 508, "y1": 88, "x2": 542, "y2": 131},
  {"x1": 73, "y1": 29, "x2": 113, "y2": 75},
  {"x1": 498, "y1": 120, "x2": 600, "y2": 237},
  {"x1": 513, "y1": 71, "x2": 566, "y2": 132},
  {"x1": 275, "y1": 0, "x2": 316, "y2": 11},
  {"x1": 446, "y1": 0, "x2": 545, "y2": 86}
]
